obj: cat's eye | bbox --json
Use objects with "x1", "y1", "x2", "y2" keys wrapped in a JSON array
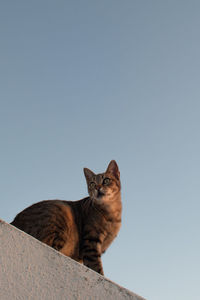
[
  {"x1": 103, "y1": 178, "x2": 110, "y2": 185},
  {"x1": 89, "y1": 182, "x2": 96, "y2": 189}
]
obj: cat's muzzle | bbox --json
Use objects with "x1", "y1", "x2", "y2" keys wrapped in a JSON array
[
  {"x1": 94, "y1": 187, "x2": 105, "y2": 199},
  {"x1": 97, "y1": 190, "x2": 105, "y2": 197}
]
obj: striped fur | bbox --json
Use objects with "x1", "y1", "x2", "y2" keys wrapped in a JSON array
[{"x1": 11, "y1": 160, "x2": 122, "y2": 275}]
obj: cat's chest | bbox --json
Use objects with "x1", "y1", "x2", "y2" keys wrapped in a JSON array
[
  {"x1": 101, "y1": 219, "x2": 121, "y2": 251},
  {"x1": 104, "y1": 217, "x2": 121, "y2": 233},
  {"x1": 96, "y1": 202, "x2": 121, "y2": 235}
]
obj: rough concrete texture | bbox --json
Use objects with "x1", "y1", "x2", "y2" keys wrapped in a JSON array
[{"x1": 0, "y1": 219, "x2": 145, "y2": 300}]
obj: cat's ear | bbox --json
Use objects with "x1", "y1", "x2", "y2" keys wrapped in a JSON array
[
  {"x1": 106, "y1": 160, "x2": 120, "y2": 180},
  {"x1": 84, "y1": 168, "x2": 95, "y2": 182}
]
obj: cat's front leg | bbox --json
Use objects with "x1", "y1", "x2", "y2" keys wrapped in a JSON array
[{"x1": 82, "y1": 236, "x2": 104, "y2": 275}]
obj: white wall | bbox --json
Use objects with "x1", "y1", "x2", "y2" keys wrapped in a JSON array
[{"x1": 0, "y1": 220, "x2": 145, "y2": 300}]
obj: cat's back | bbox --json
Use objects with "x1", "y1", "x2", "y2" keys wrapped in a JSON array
[
  {"x1": 11, "y1": 200, "x2": 78, "y2": 239},
  {"x1": 12, "y1": 200, "x2": 67, "y2": 223}
]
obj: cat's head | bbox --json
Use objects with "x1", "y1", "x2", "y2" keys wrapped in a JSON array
[{"x1": 84, "y1": 160, "x2": 121, "y2": 202}]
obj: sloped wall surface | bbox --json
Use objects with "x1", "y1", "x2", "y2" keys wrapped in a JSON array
[{"x1": 0, "y1": 220, "x2": 145, "y2": 300}]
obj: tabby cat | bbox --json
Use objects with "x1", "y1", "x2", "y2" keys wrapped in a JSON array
[{"x1": 11, "y1": 160, "x2": 122, "y2": 275}]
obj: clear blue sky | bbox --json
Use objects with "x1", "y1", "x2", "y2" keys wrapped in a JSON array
[{"x1": 1, "y1": 1, "x2": 199, "y2": 299}]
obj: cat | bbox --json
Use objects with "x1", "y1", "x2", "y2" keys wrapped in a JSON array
[{"x1": 11, "y1": 160, "x2": 122, "y2": 275}]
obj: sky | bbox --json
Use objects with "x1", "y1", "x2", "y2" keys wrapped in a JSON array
[{"x1": 0, "y1": 1, "x2": 200, "y2": 299}]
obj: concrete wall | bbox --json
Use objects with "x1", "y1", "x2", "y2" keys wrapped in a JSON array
[{"x1": 0, "y1": 219, "x2": 145, "y2": 300}]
